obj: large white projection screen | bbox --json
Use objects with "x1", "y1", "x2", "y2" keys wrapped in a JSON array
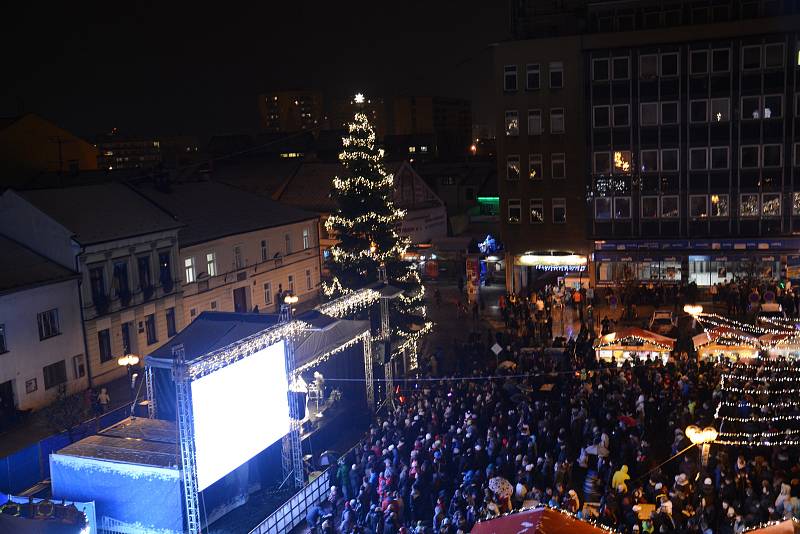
[{"x1": 191, "y1": 340, "x2": 290, "y2": 491}]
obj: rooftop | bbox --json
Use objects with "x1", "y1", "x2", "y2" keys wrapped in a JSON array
[
  {"x1": 20, "y1": 182, "x2": 182, "y2": 245},
  {"x1": 55, "y1": 417, "x2": 178, "y2": 469},
  {"x1": 134, "y1": 180, "x2": 318, "y2": 247},
  {"x1": 0, "y1": 235, "x2": 78, "y2": 295}
]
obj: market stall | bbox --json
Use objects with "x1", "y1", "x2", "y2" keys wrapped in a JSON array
[
  {"x1": 693, "y1": 326, "x2": 760, "y2": 362},
  {"x1": 760, "y1": 332, "x2": 800, "y2": 359},
  {"x1": 593, "y1": 327, "x2": 675, "y2": 365}
]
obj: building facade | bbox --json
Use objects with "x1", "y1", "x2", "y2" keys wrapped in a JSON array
[
  {"x1": 257, "y1": 90, "x2": 324, "y2": 133},
  {"x1": 498, "y1": 0, "x2": 800, "y2": 290},
  {"x1": 494, "y1": 36, "x2": 590, "y2": 292},
  {"x1": 96, "y1": 129, "x2": 162, "y2": 170},
  {"x1": 0, "y1": 237, "x2": 87, "y2": 411},
  {"x1": 0, "y1": 184, "x2": 183, "y2": 385},
  {"x1": 134, "y1": 181, "x2": 322, "y2": 324}
]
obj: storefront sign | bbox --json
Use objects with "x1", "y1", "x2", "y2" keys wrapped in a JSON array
[{"x1": 596, "y1": 238, "x2": 800, "y2": 252}]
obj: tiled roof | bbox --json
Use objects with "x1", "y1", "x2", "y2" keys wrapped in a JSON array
[{"x1": 0, "y1": 235, "x2": 78, "y2": 295}]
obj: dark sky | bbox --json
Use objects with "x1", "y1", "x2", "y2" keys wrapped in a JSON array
[{"x1": 2, "y1": 2, "x2": 507, "y2": 140}]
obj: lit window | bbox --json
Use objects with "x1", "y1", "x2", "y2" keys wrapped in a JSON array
[
  {"x1": 551, "y1": 153, "x2": 566, "y2": 179},
  {"x1": 592, "y1": 58, "x2": 609, "y2": 81},
  {"x1": 793, "y1": 192, "x2": 800, "y2": 215},
  {"x1": 528, "y1": 109, "x2": 542, "y2": 135},
  {"x1": 303, "y1": 228, "x2": 311, "y2": 249},
  {"x1": 408, "y1": 146, "x2": 416, "y2": 153},
  {"x1": 506, "y1": 155, "x2": 520, "y2": 180},
  {"x1": 594, "y1": 152, "x2": 611, "y2": 173},
  {"x1": 740, "y1": 194, "x2": 759, "y2": 217},
  {"x1": 641, "y1": 196, "x2": 658, "y2": 219},
  {"x1": 795, "y1": 142, "x2": 800, "y2": 167},
  {"x1": 206, "y1": 252, "x2": 217, "y2": 277},
  {"x1": 508, "y1": 199, "x2": 521, "y2": 224},
  {"x1": 764, "y1": 94, "x2": 783, "y2": 119},
  {"x1": 550, "y1": 108, "x2": 565, "y2": 133},
  {"x1": 711, "y1": 194, "x2": 729, "y2": 217},
  {"x1": 505, "y1": 110, "x2": 519, "y2": 136},
  {"x1": 690, "y1": 195, "x2": 708, "y2": 218},
  {"x1": 613, "y1": 151, "x2": 631, "y2": 173},
  {"x1": 552, "y1": 198, "x2": 566, "y2": 223},
  {"x1": 661, "y1": 196, "x2": 679, "y2": 218},
  {"x1": 184, "y1": 257, "x2": 195, "y2": 283},
  {"x1": 742, "y1": 96, "x2": 761, "y2": 120},
  {"x1": 526, "y1": 64, "x2": 540, "y2": 89},
  {"x1": 710, "y1": 98, "x2": 729, "y2": 122},
  {"x1": 420, "y1": 146, "x2": 428, "y2": 153},
  {"x1": 288, "y1": 275, "x2": 294, "y2": 293},
  {"x1": 762, "y1": 193, "x2": 782, "y2": 217},
  {"x1": 529, "y1": 154, "x2": 543, "y2": 180},
  {"x1": 529, "y1": 199, "x2": 543, "y2": 223},
  {"x1": 504, "y1": 65, "x2": 518, "y2": 91},
  {"x1": 595, "y1": 198, "x2": 612, "y2": 220},
  {"x1": 549, "y1": 61, "x2": 564, "y2": 88},
  {"x1": 593, "y1": 106, "x2": 610, "y2": 128}
]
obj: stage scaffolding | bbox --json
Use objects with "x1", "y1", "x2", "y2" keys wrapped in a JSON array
[{"x1": 173, "y1": 344, "x2": 202, "y2": 534}]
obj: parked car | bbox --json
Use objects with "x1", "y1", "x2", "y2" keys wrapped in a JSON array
[
  {"x1": 649, "y1": 310, "x2": 677, "y2": 335},
  {"x1": 757, "y1": 302, "x2": 787, "y2": 326}
]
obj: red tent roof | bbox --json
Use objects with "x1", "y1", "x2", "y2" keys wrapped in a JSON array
[
  {"x1": 470, "y1": 508, "x2": 611, "y2": 534},
  {"x1": 594, "y1": 327, "x2": 675, "y2": 351}
]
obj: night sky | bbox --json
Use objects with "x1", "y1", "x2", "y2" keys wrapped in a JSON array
[{"x1": 2, "y1": 2, "x2": 507, "y2": 140}]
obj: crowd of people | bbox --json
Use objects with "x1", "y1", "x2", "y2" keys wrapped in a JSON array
[{"x1": 306, "y1": 282, "x2": 800, "y2": 534}]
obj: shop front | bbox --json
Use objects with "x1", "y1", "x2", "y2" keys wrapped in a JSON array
[
  {"x1": 511, "y1": 251, "x2": 589, "y2": 293},
  {"x1": 594, "y1": 239, "x2": 797, "y2": 287}
]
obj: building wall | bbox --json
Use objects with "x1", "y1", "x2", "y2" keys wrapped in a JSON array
[
  {"x1": 0, "y1": 279, "x2": 87, "y2": 411},
  {"x1": 258, "y1": 91, "x2": 324, "y2": 132},
  {"x1": 79, "y1": 234, "x2": 182, "y2": 384},
  {"x1": 178, "y1": 220, "x2": 321, "y2": 324},
  {"x1": 0, "y1": 115, "x2": 98, "y2": 175},
  {"x1": 494, "y1": 36, "x2": 591, "y2": 288}
]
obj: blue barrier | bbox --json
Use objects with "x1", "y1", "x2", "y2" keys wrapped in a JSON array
[{"x1": 0, "y1": 403, "x2": 131, "y2": 494}]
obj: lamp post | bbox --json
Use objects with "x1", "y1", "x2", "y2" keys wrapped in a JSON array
[
  {"x1": 683, "y1": 304, "x2": 704, "y2": 329},
  {"x1": 686, "y1": 424, "x2": 717, "y2": 467},
  {"x1": 281, "y1": 294, "x2": 299, "y2": 322},
  {"x1": 117, "y1": 354, "x2": 140, "y2": 402}
]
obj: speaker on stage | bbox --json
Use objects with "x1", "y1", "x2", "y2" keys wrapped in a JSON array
[{"x1": 288, "y1": 391, "x2": 307, "y2": 419}]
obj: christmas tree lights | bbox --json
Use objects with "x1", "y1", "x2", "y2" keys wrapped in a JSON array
[{"x1": 322, "y1": 109, "x2": 427, "y2": 339}]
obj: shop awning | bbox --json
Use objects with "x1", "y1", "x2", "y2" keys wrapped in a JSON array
[
  {"x1": 594, "y1": 327, "x2": 675, "y2": 351},
  {"x1": 470, "y1": 507, "x2": 609, "y2": 534},
  {"x1": 693, "y1": 327, "x2": 758, "y2": 351},
  {"x1": 744, "y1": 519, "x2": 800, "y2": 534}
]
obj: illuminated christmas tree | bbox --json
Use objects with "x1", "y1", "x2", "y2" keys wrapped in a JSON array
[{"x1": 323, "y1": 107, "x2": 428, "y2": 341}]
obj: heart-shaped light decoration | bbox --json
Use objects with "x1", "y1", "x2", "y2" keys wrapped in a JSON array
[
  {"x1": 683, "y1": 304, "x2": 704, "y2": 316},
  {"x1": 686, "y1": 425, "x2": 717, "y2": 445}
]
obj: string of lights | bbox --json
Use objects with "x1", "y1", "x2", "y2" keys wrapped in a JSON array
[{"x1": 292, "y1": 331, "x2": 371, "y2": 376}]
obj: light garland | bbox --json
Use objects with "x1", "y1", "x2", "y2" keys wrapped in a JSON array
[
  {"x1": 322, "y1": 277, "x2": 355, "y2": 297},
  {"x1": 744, "y1": 519, "x2": 800, "y2": 533},
  {"x1": 718, "y1": 413, "x2": 800, "y2": 423},
  {"x1": 395, "y1": 321, "x2": 434, "y2": 353},
  {"x1": 292, "y1": 331, "x2": 371, "y2": 376},
  {"x1": 593, "y1": 335, "x2": 673, "y2": 351},
  {"x1": 188, "y1": 320, "x2": 307, "y2": 380},
  {"x1": 316, "y1": 287, "x2": 381, "y2": 317},
  {"x1": 721, "y1": 372, "x2": 800, "y2": 382}
]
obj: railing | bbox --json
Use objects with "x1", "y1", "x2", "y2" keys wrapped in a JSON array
[
  {"x1": 247, "y1": 442, "x2": 362, "y2": 534},
  {"x1": 247, "y1": 469, "x2": 331, "y2": 534}
]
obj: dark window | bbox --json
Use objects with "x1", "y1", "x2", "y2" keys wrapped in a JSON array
[
  {"x1": 712, "y1": 49, "x2": 730, "y2": 72},
  {"x1": 690, "y1": 50, "x2": 708, "y2": 75},
  {"x1": 613, "y1": 105, "x2": 629, "y2": 127},
  {"x1": 661, "y1": 102, "x2": 679, "y2": 124},
  {"x1": 158, "y1": 251, "x2": 173, "y2": 292},
  {"x1": 549, "y1": 62, "x2": 564, "y2": 88},
  {"x1": 660, "y1": 53, "x2": 679, "y2": 77},
  {"x1": 711, "y1": 147, "x2": 729, "y2": 169},
  {"x1": 593, "y1": 58, "x2": 609, "y2": 81},
  {"x1": 526, "y1": 64, "x2": 540, "y2": 89},
  {"x1": 89, "y1": 266, "x2": 105, "y2": 302},
  {"x1": 742, "y1": 46, "x2": 761, "y2": 70},
  {"x1": 690, "y1": 148, "x2": 708, "y2": 170},
  {"x1": 137, "y1": 256, "x2": 152, "y2": 289},
  {"x1": 37, "y1": 309, "x2": 60, "y2": 340},
  {"x1": 0, "y1": 324, "x2": 7, "y2": 353},
  {"x1": 98, "y1": 329, "x2": 113, "y2": 363},
  {"x1": 763, "y1": 144, "x2": 782, "y2": 167},
  {"x1": 113, "y1": 260, "x2": 130, "y2": 304},
  {"x1": 43, "y1": 360, "x2": 67, "y2": 390},
  {"x1": 612, "y1": 57, "x2": 629, "y2": 79},
  {"x1": 121, "y1": 322, "x2": 132, "y2": 354},
  {"x1": 690, "y1": 100, "x2": 708, "y2": 123},
  {"x1": 765, "y1": 43, "x2": 784, "y2": 68},
  {"x1": 593, "y1": 106, "x2": 610, "y2": 128},
  {"x1": 504, "y1": 65, "x2": 517, "y2": 91},
  {"x1": 764, "y1": 95, "x2": 783, "y2": 118},
  {"x1": 166, "y1": 308, "x2": 177, "y2": 337},
  {"x1": 145, "y1": 314, "x2": 157, "y2": 345}
]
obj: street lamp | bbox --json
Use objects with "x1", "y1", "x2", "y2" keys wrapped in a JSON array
[
  {"x1": 118, "y1": 354, "x2": 140, "y2": 401},
  {"x1": 281, "y1": 293, "x2": 299, "y2": 322},
  {"x1": 684, "y1": 304, "x2": 704, "y2": 329},
  {"x1": 686, "y1": 425, "x2": 717, "y2": 467}
]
